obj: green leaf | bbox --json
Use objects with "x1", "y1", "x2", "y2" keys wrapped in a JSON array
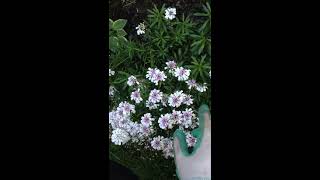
[
  {"x1": 191, "y1": 40, "x2": 202, "y2": 47},
  {"x1": 199, "y1": 20, "x2": 208, "y2": 32},
  {"x1": 117, "y1": 29, "x2": 127, "y2": 37},
  {"x1": 109, "y1": 19, "x2": 113, "y2": 29},
  {"x1": 112, "y1": 19, "x2": 127, "y2": 30},
  {"x1": 109, "y1": 36, "x2": 119, "y2": 50},
  {"x1": 194, "y1": 13, "x2": 207, "y2": 17},
  {"x1": 198, "y1": 43, "x2": 205, "y2": 55},
  {"x1": 118, "y1": 36, "x2": 128, "y2": 43}
]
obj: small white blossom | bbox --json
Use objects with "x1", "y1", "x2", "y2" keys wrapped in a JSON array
[
  {"x1": 148, "y1": 89, "x2": 163, "y2": 103},
  {"x1": 109, "y1": 86, "x2": 116, "y2": 97},
  {"x1": 168, "y1": 91, "x2": 186, "y2": 108},
  {"x1": 128, "y1": 122, "x2": 141, "y2": 137},
  {"x1": 146, "y1": 68, "x2": 158, "y2": 80},
  {"x1": 109, "y1": 69, "x2": 115, "y2": 76},
  {"x1": 158, "y1": 114, "x2": 170, "y2": 129},
  {"x1": 127, "y1": 75, "x2": 139, "y2": 86},
  {"x1": 139, "y1": 125, "x2": 153, "y2": 136},
  {"x1": 179, "y1": 108, "x2": 194, "y2": 128},
  {"x1": 163, "y1": 147, "x2": 174, "y2": 159},
  {"x1": 186, "y1": 79, "x2": 197, "y2": 89},
  {"x1": 165, "y1": 7, "x2": 176, "y2": 20},
  {"x1": 209, "y1": 70, "x2": 211, "y2": 79},
  {"x1": 140, "y1": 113, "x2": 154, "y2": 127},
  {"x1": 151, "y1": 136, "x2": 164, "y2": 150},
  {"x1": 162, "y1": 138, "x2": 174, "y2": 159},
  {"x1": 158, "y1": 113, "x2": 174, "y2": 129},
  {"x1": 186, "y1": 133, "x2": 197, "y2": 147},
  {"x1": 171, "y1": 110, "x2": 182, "y2": 124},
  {"x1": 196, "y1": 83, "x2": 208, "y2": 92},
  {"x1": 165, "y1": 60, "x2": 177, "y2": 70},
  {"x1": 183, "y1": 94, "x2": 193, "y2": 106},
  {"x1": 130, "y1": 89, "x2": 143, "y2": 104},
  {"x1": 118, "y1": 101, "x2": 135, "y2": 115},
  {"x1": 174, "y1": 67, "x2": 191, "y2": 81},
  {"x1": 111, "y1": 128, "x2": 130, "y2": 145},
  {"x1": 136, "y1": 22, "x2": 145, "y2": 35}
]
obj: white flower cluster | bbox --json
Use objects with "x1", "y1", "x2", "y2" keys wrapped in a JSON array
[
  {"x1": 109, "y1": 60, "x2": 208, "y2": 159},
  {"x1": 151, "y1": 136, "x2": 174, "y2": 158},
  {"x1": 109, "y1": 102, "x2": 154, "y2": 145},
  {"x1": 157, "y1": 108, "x2": 196, "y2": 130},
  {"x1": 209, "y1": 70, "x2": 211, "y2": 79},
  {"x1": 130, "y1": 89, "x2": 143, "y2": 104}
]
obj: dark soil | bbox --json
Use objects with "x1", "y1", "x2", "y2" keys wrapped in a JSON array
[{"x1": 109, "y1": 0, "x2": 204, "y2": 36}]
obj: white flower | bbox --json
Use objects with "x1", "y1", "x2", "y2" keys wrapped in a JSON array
[
  {"x1": 154, "y1": 70, "x2": 167, "y2": 85},
  {"x1": 163, "y1": 146, "x2": 174, "y2": 159},
  {"x1": 151, "y1": 136, "x2": 164, "y2": 150},
  {"x1": 109, "y1": 111, "x2": 119, "y2": 129},
  {"x1": 209, "y1": 70, "x2": 211, "y2": 79},
  {"x1": 168, "y1": 91, "x2": 186, "y2": 108},
  {"x1": 186, "y1": 79, "x2": 197, "y2": 89},
  {"x1": 136, "y1": 22, "x2": 145, "y2": 35},
  {"x1": 186, "y1": 133, "x2": 197, "y2": 147},
  {"x1": 171, "y1": 110, "x2": 182, "y2": 124},
  {"x1": 165, "y1": 60, "x2": 177, "y2": 70},
  {"x1": 109, "y1": 69, "x2": 115, "y2": 76},
  {"x1": 140, "y1": 113, "x2": 154, "y2": 127},
  {"x1": 128, "y1": 122, "x2": 141, "y2": 137},
  {"x1": 145, "y1": 100, "x2": 159, "y2": 110},
  {"x1": 161, "y1": 138, "x2": 173, "y2": 150},
  {"x1": 109, "y1": 86, "x2": 116, "y2": 97},
  {"x1": 174, "y1": 67, "x2": 191, "y2": 81},
  {"x1": 139, "y1": 124, "x2": 153, "y2": 136},
  {"x1": 111, "y1": 128, "x2": 130, "y2": 145},
  {"x1": 118, "y1": 117, "x2": 131, "y2": 130},
  {"x1": 190, "y1": 117, "x2": 200, "y2": 129},
  {"x1": 148, "y1": 89, "x2": 163, "y2": 103},
  {"x1": 165, "y1": 7, "x2": 176, "y2": 20},
  {"x1": 158, "y1": 113, "x2": 173, "y2": 129},
  {"x1": 127, "y1": 75, "x2": 139, "y2": 86},
  {"x1": 162, "y1": 138, "x2": 174, "y2": 159},
  {"x1": 146, "y1": 68, "x2": 167, "y2": 85},
  {"x1": 179, "y1": 108, "x2": 194, "y2": 128},
  {"x1": 118, "y1": 101, "x2": 135, "y2": 115},
  {"x1": 130, "y1": 89, "x2": 143, "y2": 104},
  {"x1": 146, "y1": 68, "x2": 158, "y2": 80},
  {"x1": 183, "y1": 94, "x2": 193, "y2": 106},
  {"x1": 196, "y1": 83, "x2": 208, "y2": 92}
]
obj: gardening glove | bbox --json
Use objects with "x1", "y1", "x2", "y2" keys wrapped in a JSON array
[{"x1": 173, "y1": 104, "x2": 211, "y2": 180}]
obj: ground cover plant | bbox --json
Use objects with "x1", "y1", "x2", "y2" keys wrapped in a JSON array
[{"x1": 109, "y1": 1, "x2": 212, "y2": 179}]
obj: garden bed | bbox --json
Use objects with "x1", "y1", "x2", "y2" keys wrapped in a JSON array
[{"x1": 109, "y1": 0, "x2": 212, "y2": 179}]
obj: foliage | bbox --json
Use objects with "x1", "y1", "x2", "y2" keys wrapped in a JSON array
[
  {"x1": 109, "y1": 19, "x2": 128, "y2": 52},
  {"x1": 109, "y1": 2, "x2": 212, "y2": 179}
]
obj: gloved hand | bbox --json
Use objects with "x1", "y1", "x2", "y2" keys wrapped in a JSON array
[{"x1": 173, "y1": 104, "x2": 211, "y2": 180}]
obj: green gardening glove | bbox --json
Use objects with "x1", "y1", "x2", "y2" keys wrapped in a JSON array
[{"x1": 173, "y1": 104, "x2": 211, "y2": 180}]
